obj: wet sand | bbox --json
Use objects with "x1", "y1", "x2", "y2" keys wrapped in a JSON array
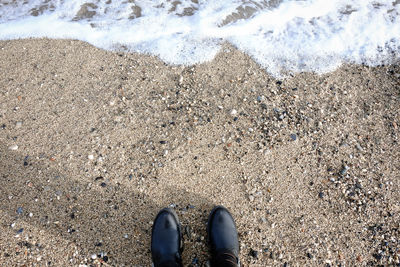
[{"x1": 0, "y1": 38, "x2": 399, "y2": 266}]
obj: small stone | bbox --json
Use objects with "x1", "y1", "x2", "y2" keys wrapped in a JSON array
[
  {"x1": 100, "y1": 182, "x2": 107, "y2": 187},
  {"x1": 263, "y1": 149, "x2": 271, "y2": 155},
  {"x1": 124, "y1": 234, "x2": 129, "y2": 239},
  {"x1": 250, "y1": 249, "x2": 258, "y2": 258},
  {"x1": 159, "y1": 140, "x2": 167, "y2": 144},
  {"x1": 91, "y1": 254, "x2": 97, "y2": 259},
  {"x1": 103, "y1": 256, "x2": 108, "y2": 262},
  {"x1": 16, "y1": 207, "x2": 23, "y2": 215},
  {"x1": 373, "y1": 253, "x2": 382, "y2": 260},
  {"x1": 355, "y1": 143, "x2": 363, "y2": 151},
  {"x1": 257, "y1": 95, "x2": 265, "y2": 102},
  {"x1": 340, "y1": 165, "x2": 349, "y2": 175},
  {"x1": 230, "y1": 109, "x2": 238, "y2": 116},
  {"x1": 9, "y1": 144, "x2": 18, "y2": 150},
  {"x1": 184, "y1": 225, "x2": 192, "y2": 239},
  {"x1": 270, "y1": 252, "x2": 276, "y2": 259},
  {"x1": 307, "y1": 252, "x2": 313, "y2": 259},
  {"x1": 17, "y1": 228, "x2": 24, "y2": 233},
  {"x1": 290, "y1": 134, "x2": 297, "y2": 141},
  {"x1": 249, "y1": 195, "x2": 255, "y2": 202},
  {"x1": 318, "y1": 192, "x2": 325, "y2": 199},
  {"x1": 191, "y1": 257, "x2": 199, "y2": 265},
  {"x1": 15, "y1": 121, "x2": 22, "y2": 128},
  {"x1": 357, "y1": 255, "x2": 362, "y2": 262},
  {"x1": 88, "y1": 154, "x2": 94, "y2": 160}
]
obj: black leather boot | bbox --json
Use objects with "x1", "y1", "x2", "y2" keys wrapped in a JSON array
[
  {"x1": 207, "y1": 206, "x2": 240, "y2": 267},
  {"x1": 151, "y1": 208, "x2": 183, "y2": 267}
]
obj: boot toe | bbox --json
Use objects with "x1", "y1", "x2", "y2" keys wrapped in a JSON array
[
  {"x1": 151, "y1": 208, "x2": 183, "y2": 267},
  {"x1": 207, "y1": 206, "x2": 239, "y2": 259}
]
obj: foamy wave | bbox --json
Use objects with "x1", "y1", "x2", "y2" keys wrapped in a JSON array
[{"x1": 0, "y1": 0, "x2": 399, "y2": 77}]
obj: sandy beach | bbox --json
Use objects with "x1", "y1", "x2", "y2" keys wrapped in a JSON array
[{"x1": 0, "y1": 38, "x2": 399, "y2": 266}]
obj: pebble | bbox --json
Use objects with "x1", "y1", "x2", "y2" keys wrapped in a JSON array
[
  {"x1": 9, "y1": 144, "x2": 18, "y2": 150},
  {"x1": 290, "y1": 134, "x2": 297, "y2": 141},
  {"x1": 88, "y1": 154, "x2": 94, "y2": 160},
  {"x1": 230, "y1": 109, "x2": 238, "y2": 116},
  {"x1": 17, "y1": 207, "x2": 23, "y2": 215},
  {"x1": 250, "y1": 249, "x2": 258, "y2": 258},
  {"x1": 318, "y1": 192, "x2": 325, "y2": 199},
  {"x1": 191, "y1": 257, "x2": 199, "y2": 265},
  {"x1": 15, "y1": 121, "x2": 22, "y2": 128},
  {"x1": 91, "y1": 254, "x2": 97, "y2": 260},
  {"x1": 340, "y1": 165, "x2": 349, "y2": 175},
  {"x1": 23, "y1": 155, "x2": 29, "y2": 166},
  {"x1": 184, "y1": 225, "x2": 192, "y2": 239}
]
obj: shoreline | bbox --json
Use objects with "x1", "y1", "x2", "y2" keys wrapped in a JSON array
[{"x1": 0, "y1": 38, "x2": 399, "y2": 266}]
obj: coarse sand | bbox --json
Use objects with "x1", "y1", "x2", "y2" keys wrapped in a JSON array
[{"x1": 0, "y1": 39, "x2": 399, "y2": 266}]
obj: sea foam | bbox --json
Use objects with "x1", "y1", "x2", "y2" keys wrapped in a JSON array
[{"x1": 0, "y1": 0, "x2": 399, "y2": 77}]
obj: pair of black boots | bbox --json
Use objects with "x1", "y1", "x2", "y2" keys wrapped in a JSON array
[{"x1": 151, "y1": 206, "x2": 240, "y2": 267}]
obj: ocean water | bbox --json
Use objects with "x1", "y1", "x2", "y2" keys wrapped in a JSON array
[{"x1": 0, "y1": 0, "x2": 399, "y2": 77}]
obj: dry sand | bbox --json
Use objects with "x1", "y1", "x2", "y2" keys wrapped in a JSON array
[{"x1": 0, "y1": 39, "x2": 399, "y2": 266}]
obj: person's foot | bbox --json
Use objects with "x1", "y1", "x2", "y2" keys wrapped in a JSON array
[
  {"x1": 151, "y1": 208, "x2": 183, "y2": 267},
  {"x1": 207, "y1": 206, "x2": 240, "y2": 266}
]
